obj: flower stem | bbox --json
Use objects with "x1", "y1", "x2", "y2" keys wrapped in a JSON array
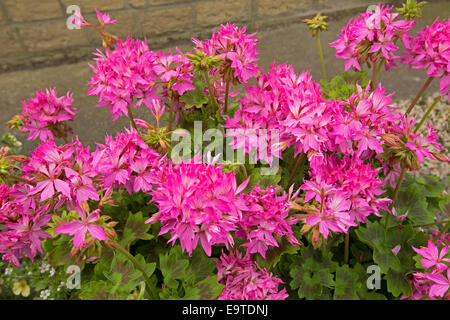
[
  {"x1": 109, "y1": 241, "x2": 159, "y2": 300},
  {"x1": 288, "y1": 153, "x2": 305, "y2": 186},
  {"x1": 385, "y1": 166, "x2": 406, "y2": 232},
  {"x1": 224, "y1": 80, "x2": 231, "y2": 114},
  {"x1": 168, "y1": 91, "x2": 175, "y2": 132},
  {"x1": 316, "y1": 32, "x2": 327, "y2": 82},
  {"x1": 371, "y1": 59, "x2": 378, "y2": 90},
  {"x1": 433, "y1": 221, "x2": 450, "y2": 244},
  {"x1": 413, "y1": 220, "x2": 450, "y2": 228},
  {"x1": 126, "y1": 104, "x2": 138, "y2": 131},
  {"x1": 1, "y1": 172, "x2": 35, "y2": 186},
  {"x1": 202, "y1": 70, "x2": 219, "y2": 114},
  {"x1": 344, "y1": 233, "x2": 350, "y2": 264},
  {"x1": 414, "y1": 96, "x2": 441, "y2": 133},
  {"x1": 405, "y1": 77, "x2": 434, "y2": 116}
]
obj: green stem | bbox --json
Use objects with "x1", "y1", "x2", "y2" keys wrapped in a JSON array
[
  {"x1": 288, "y1": 153, "x2": 305, "y2": 186},
  {"x1": 110, "y1": 241, "x2": 159, "y2": 300},
  {"x1": 405, "y1": 77, "x2": 434, "y2": 116},
  {"x1": 414, "y1": 96, "x2": 441, "y2": 133},
  {"x1": 414, "y1": 220, "x2": 450, "y2": 228},
  {"x1": 371, "y1": 59, "x2": 378, "y2": 90},
  {"x1": 376, "y1": 58, "x2": 385, "y2": 76},
  {"x1": 385, "y1": 166, "x2": 406, "y2": 232},
  {"x1": 240, "y1": 164, "x2": 248, "y2": 180},
  {"x1": 433, "y1": 221, "x2": 450, "y2": 244},
  {"x1": 1, "y1": 172, "x2": 35, "y2": 186},
  {"x1": 202, "y1": 70, "x2": 219, "y2": 114},
  {"x1": 168, "y1": 92, "x2": 175, "y2": 132},
  {"x1": 126, "y1": 104, "x2": 138, "y2": 131},
  {"x1": 224, "y1": 80, "x2": 230, "y2": 114},
  {"x1": 344, "y1": 233, "x2": 350, "y2": 264},
  {"x1": 316, "y1": 32, "x2": 327, "y2": 82}
]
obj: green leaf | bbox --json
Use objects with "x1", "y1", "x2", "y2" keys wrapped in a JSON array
[
  {"x1": 159, "y1": 246, "x2": 192, "y2": 289},
  {"x1": 385, "y1": 270, "x2": 412, "y2": 298},
  {"x1": 179, "y1": 81, "x2": 209, "y2": 109},
  {"x1": 79, "y1": 280, "x2": 112, "y2": 300},
  {"x1": 396, "y1": 183, "x2": 434, "y2": 225},
  {"x1": 256, "y1": 237, "x2": 299, "y2": 269},
  {"x1": 333, "y1": 265, "x2": 360, "y2": 300},
  {"x1": 120, "y1": 211, "x2": 154, "y2": 249},
  {"x1": 190, "y1": 249, "x2": 217, "y2": 283},
  {"x1": 355, "y1": 220, "x2": 385, "y2": 248},
  {"x1": 193, "y1": 276, "x2": 224, "y2": 300}
]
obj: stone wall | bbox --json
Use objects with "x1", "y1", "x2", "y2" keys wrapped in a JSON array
[{"x1": 0, "y1": 0, "x2": 408, "y2": 72}]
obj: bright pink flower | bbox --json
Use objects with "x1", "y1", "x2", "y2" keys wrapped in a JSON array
[
  {"x1": 402, "y1": 18, "x2": 450, "y2": 97},
  {"x1": 412, "y1": 240, "x2": 450, "y2": 271},
  {"x1": 425, "y1": 270, "x2": 450, "y2": 298},
  {"x1": 146, "y1": 159, "x2": 247, "y2": 256},
  {"x1": 331, "y1": 4, "x2": 415, "y2": 71},
  {"x1": 193, "y1": 23, "x2": 262, "y2": 84},
  {"x1": 17, "y1": 88, "x2": 76, "y2": 141},
  {"x1": 238, "y1": 185, "x2": 299, "y2": 258},
  {"x1": 54, "y1": 209, "x2": 107, "y2": 250},
  {"x1": 95, "y1": 9, "x2": 117, "y2": 27},
  {"x1": 216, "y1": 251, "x2": 288, "y2": 300}
]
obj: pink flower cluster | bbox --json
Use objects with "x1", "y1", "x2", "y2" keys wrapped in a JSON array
[
  {"x1": 216, "y1": 250, "x2": 288, "y2": 300},
  {"x1": 402, "y1": 18, "x2": 450, "y2": 97},
  {"x1": 94, "y1": 128, "x2": 162, "y2": 193},
  {"x1": 16, "y1": 87, "x2": 77, "y2": 141},
  {"x1": 87, "y1": 37, "x2": 159, "y2": 121},
  {"x1": 330, "y1": 4, "x2": 415, "y2": 71},
  {"x1": 224, "y1": 62, "x2": 326, "y2": 164},
  {"x1": 0, "y1": 183, "x2": 52, "y2": 266},
  {"x1": 146, "y1": 160, "x2": 248, "y2": 256},
  {"x1": 193, "y1": 23, "x2": 262, "y2": 83},
  {"x1": 404, "y1": 234, "x2": 450, "y2": 300},
  {"x1": 0, "y1": 129, "x2": 162, "y2": 264},
  {"x1": 237, "y1": 185, "x2": 299, "y2": 258},
  {"x1": 301, "y1": 154, "x2": 391, "y2": 241}
]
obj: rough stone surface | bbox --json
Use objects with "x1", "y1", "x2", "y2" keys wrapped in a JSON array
[
  {"x1": 257, "y1": 0, "x2": 311, "y2": 17},
  {"x1": 140, "y1": 6, "x2": 193, "y2": 36},
  {"x1": 149, "y1": 0, "x2": 191, "y2": 5},
  {"x1": 60, "y1": 0, "x2": 125, "y2": 13},
  {"x1": 128, "y1": 0, "x2": 147, "y2": 9},
  {"x1": 4, "y1": 0, "x2": 62, "y2": 22},
  {"x1": 196, "y1": 0, "x2": 251, "y2": 27},
  {"x1": 0, "y1": 27, "x2": 22, "y2": 55},
  {"x1": 19, "y1": 22, "x2": 90, "y2": 52}
]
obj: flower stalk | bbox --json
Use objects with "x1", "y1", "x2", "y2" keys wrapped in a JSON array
[
  {"x1": 109, "y1": 240, "x2": 159, "y2": 300},
  {"x1": 414, "y1": 96, "x2": 441, "y2": 133},
  {"x1": 405, "y1": 76, "x2": 434, "y2": 115}
]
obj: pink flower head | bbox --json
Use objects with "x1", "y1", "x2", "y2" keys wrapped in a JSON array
[
  {"x1": 193, "y1": 23, "x2": 262, "y2": 84},
  {"x1": 18, "y1": 87, "x2": 77, "y2": 141},
  {"x1": 412, "y1": 240, "x2": 450, "y2": 271},
  {"x1": 402, "y1": 18, "x2": 450, "y2": 97},
  {"x1": 216, "y1": 250, "x2": 288, "y2": 300},
  {"x1": 146, "y1": 159, "x2": 248, "y2": 256},
  {"x1": 87, "y1": 37, "x2": 159, "y2": 121},
  {"x1": 330, "y1": 4, "x2": 415, "y2": 71},
  {"x1": 95, "y1": 9, "x2": 117, "y2": 28},
  {"x1": 54, "y1": 208, "x2": 108, "y2": 251},
  {"x1": 238, "y1": 185, "x2": 299, "y2": 258}
]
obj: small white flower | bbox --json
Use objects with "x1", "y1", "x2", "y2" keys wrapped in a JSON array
[
  {"x1": 49, "y1": 268, "x2": 55, "y2": 277},
  {"x1": 4, "y1": 267, "x2": 13, "y2": 276},
  {"x1": 59, "y1": 281, "x2": 66, "y2": 288},
  {"x1": 40, "y1": 289, "x2": 50, "y2": 300},
  {"x1": 27, "y1": 271, "x2": 33, "y2": 276}
]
